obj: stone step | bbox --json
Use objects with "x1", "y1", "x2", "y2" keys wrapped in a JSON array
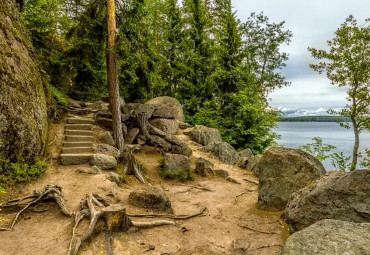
[
  {"x1": 67, "y1": 118, "x2": 94, "y2": 125},
  {"x1": 60, "y1": 154, "x2": 93, "y2": 165},
  {"x1": 62, "y1": 147, "x2": 94, "y2": 154},
  {"x1": 65, "y1": 130, "x2": 93, "y2": 136},
  {"x1": 63, "y1": 142, "x2": 94, "y2": 148},
  {"x1": 65, "y1": 124, "x2": 92, "y2": 130},
  {"x1": 65, "y1": 135, "x2": 93, "y2": 142}
]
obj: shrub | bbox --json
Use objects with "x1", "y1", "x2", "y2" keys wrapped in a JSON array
[{"x1": 0, "y1": 158, "x2": 48, "y2": 187}]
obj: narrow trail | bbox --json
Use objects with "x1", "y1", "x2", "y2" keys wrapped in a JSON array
[{"x1": 0, "y1": 105, "x2": 289, "y2": 255}]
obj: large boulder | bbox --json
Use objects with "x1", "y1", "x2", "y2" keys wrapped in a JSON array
[
  {"x1": 145, "y1": 96, "x2": 185, "y2": 121},
  {"x1": 161, "y1": 153, "x2": 192, "y2": 180},
  {"x1": 284, "y1": 170, "x2": 370, "y2": 232},
  {"x1": 205, "y1": 142, "x2": 240, "y2": 165},
  {"x1": 0, "y1": 1, "x2": 48, "y2": 165},
  {"x1": 185, "y1": 125, "x2": 222, "y2": 146},
  {"x1": 149, "y1": 118, "x2": 179, "y2": 135},
  {"x1": 257, "y1": 147, "x2": 325, "y2": 211},
  {"x1": 280, "y1": 219, "x2": 370, "y2": 255},
  {"x1": 129, "y1": 186, "x2": 172, "y2": 212},
  {"x1": 95, "y1": 144, "x2": 119, "y2": 158},
  {"x1": 90, "y1": 154, "x2": 117, "y2": 170},
  {"x1": 238, "y1": 155, "x2": 260, "y2": 174}
]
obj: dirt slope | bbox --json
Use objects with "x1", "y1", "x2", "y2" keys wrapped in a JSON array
[{"x1": 0, "y1": 117, "x2": 289, "y2": 255}]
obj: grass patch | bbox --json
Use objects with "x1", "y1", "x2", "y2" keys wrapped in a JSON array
[
  {"x1": 50, "y1": 85, "x2": 68, "y2": 109},
  {"x1": 0, "y1": 158, "x2": 48, "y2": 188},
  {"x1": 160, "y1": 169, "x2": 194, "y2": 182}
]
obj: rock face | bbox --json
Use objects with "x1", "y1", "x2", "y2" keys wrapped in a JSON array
[
  {"x1": 162, "y1": 153, "x2": 192, "y2": 179},
  {"x1": 146, "y1": 96, "x2": 185, "y2": 121},
  {"x1": 284, "y1": 170, "x2": 370, "y2": 232},
  {"x1": 205, "y1": 142, "x2": 240, "y2": 165},
  {"x1": 185, "y1": 125, "x2": 222, "y2": 146},
  {"x1": 90, "y1": 154, "x2": 117, "y2": 170},
  {"x1": 129, "y1": 186, "x2": 172, "y2": 211},
  {"x1": 149, "y1": 118, "x2": 179, "y2": 135},
  {"x1": 257, "y1": 147, "x2": 325, "y2": 211},
  {"x1": 0, "y1": 1, "x2": 48, "y2": 164},
  {"x1": 280, "y1": 219, "x2": 370, "y2": 255}
]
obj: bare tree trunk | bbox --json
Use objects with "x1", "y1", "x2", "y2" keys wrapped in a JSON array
[
  {"x1": 351, "y1": 116, "x2": 359, "y2": 171},
  {"x1": 107, "y1": 0, "x2": 124, "y2": 151}
]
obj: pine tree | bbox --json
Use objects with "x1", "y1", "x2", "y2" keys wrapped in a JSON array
[{"x1": 180, "y1": 0, "x2": 215, "y2": 115}]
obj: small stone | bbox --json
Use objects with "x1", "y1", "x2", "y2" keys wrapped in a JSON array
[
  {"x1": 226, "y1": 176, "x2": 241, "y2": 184},
  {"x1": 106, "y1": 172, "x2": 122, "y2": 184},
  {"x1": 214, "y1": 169, "x2": 229, "y2": 178},
  {"x1": 195, "y1": 157, "x2": 214, "y2": 177},
  {"x1": 99, "y1": 131, "x2": 115, "y2": 146},
  {"x1": 149, "y1": 245, "x2": 155, "y2": 250},
  {"x1": 129, "y1": 186, "x2": 172, "y2": 212}
]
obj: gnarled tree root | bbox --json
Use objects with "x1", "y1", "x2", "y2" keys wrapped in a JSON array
[
  {"x1": 68, "y1": 193, "x2": 175, "y2": 255},
  {"x1": 0, "y1": 185, "x2": 73, "y2": 231}
]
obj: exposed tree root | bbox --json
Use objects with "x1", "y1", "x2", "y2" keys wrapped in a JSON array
[
  {"x1": 68, "y1": 193, "x2": 175, "y2": 255},
  {"x1": 0, "y1": 185, "x2": 73, "y2": 231},
  {"x1": 127, "y1": 207, "x2": 207, "y2": 220}
]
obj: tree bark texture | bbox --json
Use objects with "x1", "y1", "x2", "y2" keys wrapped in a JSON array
[{"x1": 107, "y1": 0, "x2": 124, "y2": 151}]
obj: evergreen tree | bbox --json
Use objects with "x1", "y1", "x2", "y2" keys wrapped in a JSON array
[
  {"x1": 180, "y1": 0, "x2": 215, "y2": 115},
  {"x1": 162, "y1": 0, "x2": 184, "y2": 96}
]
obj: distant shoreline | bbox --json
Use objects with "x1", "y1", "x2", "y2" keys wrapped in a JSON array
[{"x1": 280, "y1": 116, "x2": 351, "y2": 122}]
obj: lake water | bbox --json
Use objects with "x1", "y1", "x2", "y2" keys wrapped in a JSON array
[{"x1": 273, "y1": 122, "x2": 370, "y2": 170}]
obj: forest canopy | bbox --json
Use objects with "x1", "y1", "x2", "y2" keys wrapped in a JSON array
[{"x1": 20, "y1": 0, "x2": 292, "y2": 153}]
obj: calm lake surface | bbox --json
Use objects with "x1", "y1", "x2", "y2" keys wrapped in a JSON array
[{"x1": 273, "y1": 122, "x2": 370, "y2": 170}]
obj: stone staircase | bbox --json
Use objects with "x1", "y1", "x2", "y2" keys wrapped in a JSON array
[{"x1": 60, "y1": 115, "x2": 95, "y2": 165}]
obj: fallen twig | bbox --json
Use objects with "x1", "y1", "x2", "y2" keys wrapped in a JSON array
[
  {"x1": 243, "y1": 179, "x2": 259, "y2": 185},
  {"x1": 179, "y1": 184, "x2": 213, "y2": 192},
  {"x1": 127, "y1": 207, "x2": 207, "y2": 220},
  {"x1": 238, "y1": 224, "x2": 279, "y2": 235}
]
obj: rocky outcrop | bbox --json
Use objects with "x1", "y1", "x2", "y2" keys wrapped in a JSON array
[
  {"x1": 205, "y1": 141, "x2": 240, "y2": 165},
  {"x1": 257, "y1": 147, "x2": 325, "y2": 211},
  {"x1": 145, "y1": 96, "x2": 185, "y2": 121},
  {"x1": 280, "y1": 219, "x2": 370, "y2": 255},
  {"x1": 129, "y1": 186, "x2": 172, "y2": 212},
  {"x1": 185, "y1": 125, "x2": 222, "y2": 146},
  {"x1": 149, "y1": 118, "x2": 179, "y2": 135},
  {"x1": 284, "y1": 170, "x2": 370, "y2": 232},
  {"x1": 0, "y1": 1, "x2": 48, "y2": 164}
]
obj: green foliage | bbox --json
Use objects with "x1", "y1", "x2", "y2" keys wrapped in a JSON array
[
  {"x1": 330, "y1": 152, "x2": 352, "y2": 172},
  {"x1": 359, "y1": 149, "x2": 370, "y2": 169},
  {"x1": 0, "y1": 186, "x2": 5, "y2": 193},
  {"x1": 299, "y1": 137, "x2": 337, "y2": 161},
  {"x1": 160, "y1": 168, "x2": 194, "y2": 182},
  {"x1": 0, "y1": 158, "x2": 48, "y2": 187},
  {"x1": 50, "y1": 85, "x2": 68, "y2": 109},
  {"x1": 308, "y1": 15, "x2": 370, "y2": 170},
  {"x1": 242, "y1": 12, "x2": 292, "y2": 94}
]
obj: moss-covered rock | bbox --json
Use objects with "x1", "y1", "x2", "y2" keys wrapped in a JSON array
[{"x1": 0, "y1": 1, "x2": 48, "y2": 165}]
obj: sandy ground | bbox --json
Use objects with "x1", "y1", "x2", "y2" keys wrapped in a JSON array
[{"x1": 0, "y1": 118, "x2": 289, "y2": 255}]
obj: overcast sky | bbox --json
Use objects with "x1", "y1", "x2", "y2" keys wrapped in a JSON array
[{"x1": 232, "y1": 0, "x2": 369, "y2": 116}]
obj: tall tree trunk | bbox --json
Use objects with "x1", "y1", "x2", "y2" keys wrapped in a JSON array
[
  {"x1": 107, "y1": 0, "x2": 124, "y2": 151},
  {"x1": 351, "y1": 116, "x2": 359, "y2": 171}
]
